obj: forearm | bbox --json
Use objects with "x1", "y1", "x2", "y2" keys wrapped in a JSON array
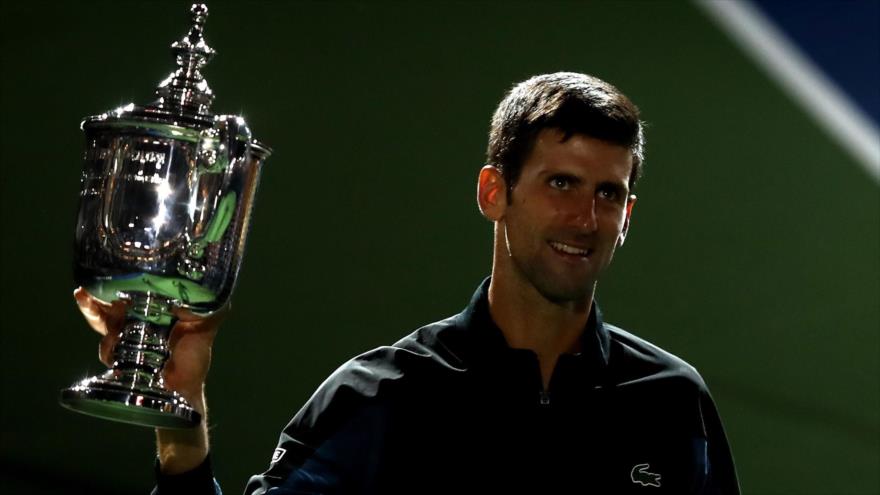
[{"x1": 156, "y1": 388, "x2": 209, "y2": 475}]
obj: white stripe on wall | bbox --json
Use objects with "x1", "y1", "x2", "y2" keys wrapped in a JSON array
[{"x1": 695, "y1": 0, "x2": 880, "y2": 183}]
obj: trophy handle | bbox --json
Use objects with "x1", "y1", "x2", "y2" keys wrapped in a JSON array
[{"x1": 177, "y1": 116, "x2": 251, "y2": 282}]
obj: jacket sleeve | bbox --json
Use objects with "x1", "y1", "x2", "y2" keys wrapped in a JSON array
[
  {"x1": 153, "y1": 349, "x2": 400, "y2": 495},
  {"x1": 146, "y1": 390, "x2": 390, "y2": 495},
  {"x1": 245, "y1": 355, "x2": 399, "y2": 495},
  {"x1": 700, "y1": 388, "x2": 741, "y2": 495},
  {"x1": 244, "y1": 403, "x2": 391, "y2": 494}
]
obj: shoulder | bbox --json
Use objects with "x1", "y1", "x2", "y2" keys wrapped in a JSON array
[
  {"x1": 603, "y1": 322, "x2": 709, "y2": 393},
  {"x1": 288, "y1": 315, "x2": 463, "y2": 430},
  {"x1": 392, "y1": 314, "x2": 468, "y2": 368},
  {"x1": 292, "y1": 317, "x2": 458, "y2": 412},
  {"x1": 602, "y1": 322, "x2": 720, "y2": 437},
  {"x1": 334, "y1": 312, "x2": 465, "y2": 389}
]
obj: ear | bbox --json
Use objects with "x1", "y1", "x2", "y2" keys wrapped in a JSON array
[
  {"x1": 477, "y1": 165, "x2": 507, "y2": 222},
  {"x1": 618, "y1": 194, "x2": 637, "y2": 247}
]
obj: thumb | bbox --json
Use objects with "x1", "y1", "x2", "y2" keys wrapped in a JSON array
[{"x1": 98, "y1": 332, "x2": 121, "y2": 367}]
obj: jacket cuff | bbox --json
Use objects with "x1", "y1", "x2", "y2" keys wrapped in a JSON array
[{"x1": 153, "y1": 454, "x2": 218, "y2": 495}]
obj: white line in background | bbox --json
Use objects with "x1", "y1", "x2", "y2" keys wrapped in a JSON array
[{"x1": 694, "y1": 0, "x2": 880, "y2": 183}]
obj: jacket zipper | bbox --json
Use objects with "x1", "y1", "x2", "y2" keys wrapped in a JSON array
[{"x1": 538, "y1": 389, "x2": 550, "y2": 406}]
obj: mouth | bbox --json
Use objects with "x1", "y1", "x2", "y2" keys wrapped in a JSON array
[{"x1": 548, "y1": 241, "x2": 593, "y2": 259}]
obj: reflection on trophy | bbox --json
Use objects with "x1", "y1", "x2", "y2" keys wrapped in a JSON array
[{"x1": 60, "y1": 4, "x2": 270, "y2": 428}]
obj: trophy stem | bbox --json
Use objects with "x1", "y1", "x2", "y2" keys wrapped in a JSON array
[{"x1": 60, "y1": 294, "x2": 202, "y2": 429}]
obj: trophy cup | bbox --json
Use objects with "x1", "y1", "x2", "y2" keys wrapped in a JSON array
[{"x1": 60, "y1": 4, "x2": 270, "y2": 428}]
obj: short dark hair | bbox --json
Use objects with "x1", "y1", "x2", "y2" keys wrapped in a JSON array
[{"x1": 486, "y1": 72, "x2": 644, "y2": 194}]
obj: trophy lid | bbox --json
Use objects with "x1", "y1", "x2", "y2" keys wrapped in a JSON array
[
  {"x1": 83, "y1": 3, "x2": 222, "y2": 131},
  {"x1": 153, "y1": 3, "x2": 216, "y2": 118}
]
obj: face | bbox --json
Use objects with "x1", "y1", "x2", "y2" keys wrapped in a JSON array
[{"x1": 480, "y1": 128, "x2": 636, "y2": 303}]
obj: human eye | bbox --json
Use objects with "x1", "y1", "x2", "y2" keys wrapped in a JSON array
[
  {"x1": 548, "y1": 175, "x2": 575, "y2": 191},
  {"x1": 597, "y1": 184, "x2": 623, "y2": 202}
]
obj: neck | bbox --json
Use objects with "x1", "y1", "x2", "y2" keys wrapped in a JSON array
[{"x1": 487, "y1": 250, "x2": 595, "y2": 390}]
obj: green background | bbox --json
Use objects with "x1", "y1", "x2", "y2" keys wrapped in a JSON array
[{"x1": 1, "y1": 1, "x2": 877, "y2": 493}]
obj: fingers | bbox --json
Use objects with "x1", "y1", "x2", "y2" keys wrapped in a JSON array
[
  {"x1": 170, "y1": 303, "x2": 229, "y2": 340},
  {"x1": 172, "y1": 301, "x2": 230, "y2": 323},
  {"x1": 98, "y1": 333, "x2": 121, "y2": 367},
  {"x1": 74, "y1": 287, "x2": 111, "y2": 335},
  {"x1": 73, "y1": 287, "x2": 128, "y2": 336},
  {"x1": 74, "y1": 287, "x2": 226, "y2": 370}
]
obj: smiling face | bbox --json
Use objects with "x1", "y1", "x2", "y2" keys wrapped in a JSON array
[{"x1": 479, "y1": 128, "x2": 636, "y2": 304}]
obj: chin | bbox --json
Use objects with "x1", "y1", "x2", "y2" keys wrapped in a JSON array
[
  {"x1": 510, "y1": 255, "x2": 597, "y2": 304},
  {"x1": 532, "y1": 277, "x2": 594, "y2": 305}
]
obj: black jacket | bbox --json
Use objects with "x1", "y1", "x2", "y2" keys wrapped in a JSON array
[{"x1": 158, "y1": 278, "x2": 740, "y2": 494}]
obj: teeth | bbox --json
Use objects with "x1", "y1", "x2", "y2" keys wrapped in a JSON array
[{"x1": 550, "y1": 241, "x2": 589, "y2": 256}]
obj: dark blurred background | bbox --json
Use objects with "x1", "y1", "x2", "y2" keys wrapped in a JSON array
[{"x1": 1, "y1": 1, "x2": 877, "y2": 494}]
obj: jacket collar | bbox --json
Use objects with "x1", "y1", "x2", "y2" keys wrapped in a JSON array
[{"x1": 457, "y1": 277, "x2": 611, "y2": 373}]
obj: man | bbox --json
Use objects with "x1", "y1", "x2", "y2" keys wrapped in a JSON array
[{"x1": 77, "y1": 72, "x2": 739, "y2": 494}]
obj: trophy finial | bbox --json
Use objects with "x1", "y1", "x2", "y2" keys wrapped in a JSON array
[
  {"x1": 191, "y1": 3, "x2": 208, "y2": 25},
  {"x1": 188, "y1": 4, "x2": 209, "y2": 43},
  {"x1": 154, "y1": 3, "x2": 217, "y2": 117}
]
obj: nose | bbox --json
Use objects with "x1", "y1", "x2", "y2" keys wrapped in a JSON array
[{"x1": 568, "y1": 195, "x2": 598, "y2": 233}]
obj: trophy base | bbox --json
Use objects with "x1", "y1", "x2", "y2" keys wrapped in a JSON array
[{"x1": 60, "y1": 374, "x2": 201, "y2": 429}]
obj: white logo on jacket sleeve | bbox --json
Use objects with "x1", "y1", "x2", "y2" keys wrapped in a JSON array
[
  {"x1": 271, "y1": 448, "x2": 286, "y2": 464},
  {"x1": 631, "y1": 463, "x2": 661, "y2": 487}
]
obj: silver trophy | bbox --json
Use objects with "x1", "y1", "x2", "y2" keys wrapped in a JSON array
[{"x1": 60, "y1": 4, "x2": 270, "y2": 428}]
